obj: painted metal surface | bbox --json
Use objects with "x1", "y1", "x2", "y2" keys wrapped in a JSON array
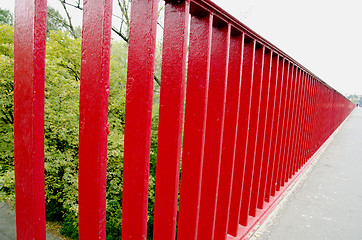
[
  {"x1": 14, "y1": 0, "x2": 47, "y2": 239},
  {"x1": 13, "y1": 0, "x2": 356, "y2": 239},
  {"x1": 153, "y1": 1, "x2": 189, "y2": 240},
  {"x1": 197, "y1": 22, "x2": 230, "y2": 240},
  {"x1": 257, "y1": 54, "x2": 279, "y2": 209},
  {"x1": 121, "y1": 0, "x2": 159, "y2": 239},
  {"x1": 177, "y1": 11, "x2": 213, "y2": 240},
  {"x1": 78, "y1": 0, "x2": 112, "y2": 239},
  {"x1": 249, "y1": 49, "x2": 272, "y2": 217},
  {"x1": 271, "y1": 60, "x2": 290, "y2": 196},
  {"x1": 264, "y1": 57, "x2": 285, "y2": 203},
  {"x1": 239, "y1": 44, "x2": 264, "y2": 227},
  {"x1": 228, "y1": 39, "x2": 255, "y2": 236},
  {"x1": 214, "y1": 33, "x2": 244, "y2": 240}
]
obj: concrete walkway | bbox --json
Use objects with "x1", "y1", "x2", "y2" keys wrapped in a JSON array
[
  {"x1": 251, "y1": 108, "x2": 362, "y2": 240},
  {"x1": 0, "y1": 202, "x2": 59, "y2": 239}
]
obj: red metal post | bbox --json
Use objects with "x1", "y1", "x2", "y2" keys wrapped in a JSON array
[
  {"x1": 286, "y1": 67, "x2": 301, "y2": 181},
  {"x1": 78, "y1": 0, "x2": 112, "y2": 239},
  {"x1": 305, "y1": 78, "x2": 316, "y2": 165},
  {"x1": 278, "y1": 65, "x2": 296, "y2": 188},
  {"x1": 297, "y1": 74, "x2": 309, "y2": 170},
  {"x1": 239, "y1": 44, "x2": 265, "y2": 227},
  {"x1": 214, "y1": 32, "x2": 244, "y2": 240},
  {"x1": 302, "y1": 76, "x2": 313, "y2": 167},
  {"x1": 121, "y1": 0, "x2": 159, "y2": 239},
  {"x1": 227, "y1": 38, "x2": 255, "y2": 236},
  {"x1": 297, "y1": 72, "x2": 309, "y2": 172},
  {"x1": 13, "y1": 0, "x2": 47, "y2": 239},
  {"x1": 198, "y1": 22, "x2": 231, "y2": 240},
  {"x1": 286, "y1": 70, "x2": 304, "y2": 179},
  {"x1": 270, "y1": 60, "x2": 290, "y2": 196},
  {"x1": 257, "y1": 53, "x2": 279, "y2": 208},
  {"x1": 264, "y1": 57, "x2": 285, "y2": 202},
  {"x1": 153, "y1": 1, "x2": 190, "y2": 239},
  {"x1": 272, "y1": 60, "x2": 291, "y2": 193},
  {"x1": 249, "y1": 48, "x2": 272, "y2": 216},
  {"x1": 177, "y1": 12, "x2": 213, "y2": 240}
]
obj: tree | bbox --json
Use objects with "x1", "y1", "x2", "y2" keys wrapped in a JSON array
[
  {"x1": 0, "y1": 24, "x2": 14, "y2": 195},
  {"x1": 0, "y1": 9, "x2": 13, "y2": 26},
  {"x1": 47, "y1": 6, "x2": 81, "y2": 38},
  {"x1": 347, "y1": 94, "x2": 359, "y2": 104},
  {"x1": 0, "y1": 2, "x2": 163, "y2": 238},
  {"x1": 59, "y1": 0, "x2": 163, "y2": 86}
]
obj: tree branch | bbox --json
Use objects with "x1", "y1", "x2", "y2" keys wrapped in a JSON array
[
  {"x1": 111, "y1": 27, "x2": 129, "y2": 43},
  {"x1": 62, "y1": 1, "x2": 83, "y2": 10},
  {"x1": 58, "y1": 63, "x2": 80, "y2": 81},
  {"x1": 154, "y1": 75, "x2": 161, "y2": 86},
  {"x1": 57, "y1": 0, "x2": 162, "y2": 87},
  {"x1": 59, "y1": 0, "x2": 78, "y2": 38}
]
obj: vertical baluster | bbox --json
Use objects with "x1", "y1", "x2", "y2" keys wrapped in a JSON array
[
  {"x1": 78, "y1": 0, "x2": 112, "y2": 239},
  {"x1": 177, "y1": 11, "x2": 213, "y2": 240},
  {"x1": 239, "y1": 43, "x2": 264, "y2": 227},
  {"x1": 302, "y1": 77, "x2": 314, "y2": 167},
  {"x1": 214, "y1": 32, "x2": 244, "y2": 240},
  {"x1": 298, "y1": 75, "x2": 310, "y2": 169},
  {"x1": 257, "y1": 53, "x2": 279, "y2": 208},
  {"x1": 264, "y1": 57, "x2": 285, "y2": 202},
  {"x1": 285, "y1": 68, "x2": 301, "y2": 181},
  {"x1": 153, "y1": 1, "x2": 189, "y2": 239},
  {"x1": 270, "y1": 60, "x2": 290, "y2": 196},
  {"x1": 14, "y1": 0, "x2": 47, "y2": 239},
  {"x1": 249, "y1": 48, "x2": 272, "y2": 216},
  {"x1": 288, "y1": 70, "x2": 304, "y2": 179},
  {"x1": 198, "y1": 20, "x2": 231, "y2": 240},
  {"x1": 227, "y1": 38, "x2": 255, "y2": 236},
  {"x1": 308, "y1": 79, "x2": 318, "y2": 163},
  {"x1": 121, "y1": 0, "x2": 159, "y2": 238},
  {"x1": 272, "y1": 60, "x2": 291, "y2": 193},
  {"x1": 278, "y1": 65, "x2": 297, "y2": 187}
]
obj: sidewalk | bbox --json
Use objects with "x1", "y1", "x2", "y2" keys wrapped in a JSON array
[
  {"x1": 0, "y1": 202, "x2": 59, "y2": 239},
  {"x1": 250, "y1": 108, "x2": 362, "y2": 240}
]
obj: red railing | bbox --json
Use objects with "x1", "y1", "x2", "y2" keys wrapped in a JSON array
[{"x1": 13, "y1": 0, "x2": 355, "y2": 240}]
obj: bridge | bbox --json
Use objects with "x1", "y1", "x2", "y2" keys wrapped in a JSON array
[{"x1": 6, "y1": 0, "x2": 358, "y2": 239}]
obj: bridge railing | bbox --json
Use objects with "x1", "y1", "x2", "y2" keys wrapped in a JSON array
[{"x1": 13, "y1": 0, "x2": 355, "y2": 239}]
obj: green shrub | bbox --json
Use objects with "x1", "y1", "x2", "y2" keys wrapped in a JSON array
[{"x1": 0, "y1": 23, "x2": 161, "y2": 239}]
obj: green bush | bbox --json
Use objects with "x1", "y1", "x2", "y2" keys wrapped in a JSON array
[{"x1": 0, "y1": 23, "x2": 161, "y2": 239}]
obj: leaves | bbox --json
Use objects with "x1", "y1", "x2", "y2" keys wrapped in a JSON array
[
  {"x1": 0, "y1": 25, "x2": 14, "y2": 183},
  {"x1": 0, "y1": 9, "x2": 13, "y2": 26},
  {"x1": 0, "y1": 13, "x2": 163, "y2": 239}
]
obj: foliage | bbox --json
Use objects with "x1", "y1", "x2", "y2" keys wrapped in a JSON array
[
  {"x1": 0, "y1": 24, "x2": 14, "y2": 192},
  {"x1": 47, "y1": 6, "x2": 81, "y2": 38},
  {"x1": 43, "y1": 31, "x2": 81, "y2": 238},
  {"x1": 47, "y1": 6, "x2": 68, "y2": 33},
  {"x1": 347, "y1": 94, "x2": 362, "y2": 105},
  {"x1": 0, "y1": 9, "x2": 13, "y2": 26},
  {"x1": 0, "y1": 19, "x2": 162, "y2": 239}
]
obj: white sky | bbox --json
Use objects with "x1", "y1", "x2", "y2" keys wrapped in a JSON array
[
  {"x1": 212, "y1": 0, "x2": 362, "y2": 96},
  {"x1": 2, "y1": 0, "x2": 361, "y2": 95}
]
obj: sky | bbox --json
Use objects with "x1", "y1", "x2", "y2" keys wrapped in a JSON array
[
  {"x1": 1, "y1": 0, "x2": 361, "y2": 95},
  {"x1": 212, "y1": 0, "x2": 362, "y2": 96}
]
